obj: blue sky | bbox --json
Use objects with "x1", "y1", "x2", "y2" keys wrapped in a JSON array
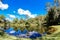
[{"x1": 0, "y1": 0, "x2": 54, "y2": 21}]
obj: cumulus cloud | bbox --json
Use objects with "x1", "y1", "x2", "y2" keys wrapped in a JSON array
[
  {"x1": 7, "y1": 14, "x2": 16, "y2": 18},
  {"x1": 18, "y1": 8, "x2": 37, "y2": 18},
  {"x1": 5, "y1": 18, "x2": 12, "y2": 22},
  {"x1": 0, "y1": 1, "x2": 9, "y2": 10}
]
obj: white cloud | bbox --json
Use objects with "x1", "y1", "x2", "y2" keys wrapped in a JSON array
[
  {"x1": 18, "y1": 8, "x2": 37, "y2": 18},
  {"x1": 5, "y1": 18, "x2": 12, "y2": 22},
  {"x1": 0, "y1": 1, "x2": 9, "y2": 10},
  {"x1": 7, "y1": 14, "x2": 16, "y2": 18}
]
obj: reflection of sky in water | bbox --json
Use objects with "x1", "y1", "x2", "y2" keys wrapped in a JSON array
[
  {"x1": 4, "y1": 27, "x2": 42, "y2": 38},
  {"x1": 5, "y1": 27, "x2": 28, "y2": 35}
]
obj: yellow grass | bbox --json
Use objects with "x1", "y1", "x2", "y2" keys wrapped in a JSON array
[{"x1": 51, "y1": 25, "x2": 60, "y2": 35}]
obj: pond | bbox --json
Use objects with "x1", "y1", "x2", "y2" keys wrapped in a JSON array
[{"x1": 4, "y1": 27, "x2": 44, "y2": 38}]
